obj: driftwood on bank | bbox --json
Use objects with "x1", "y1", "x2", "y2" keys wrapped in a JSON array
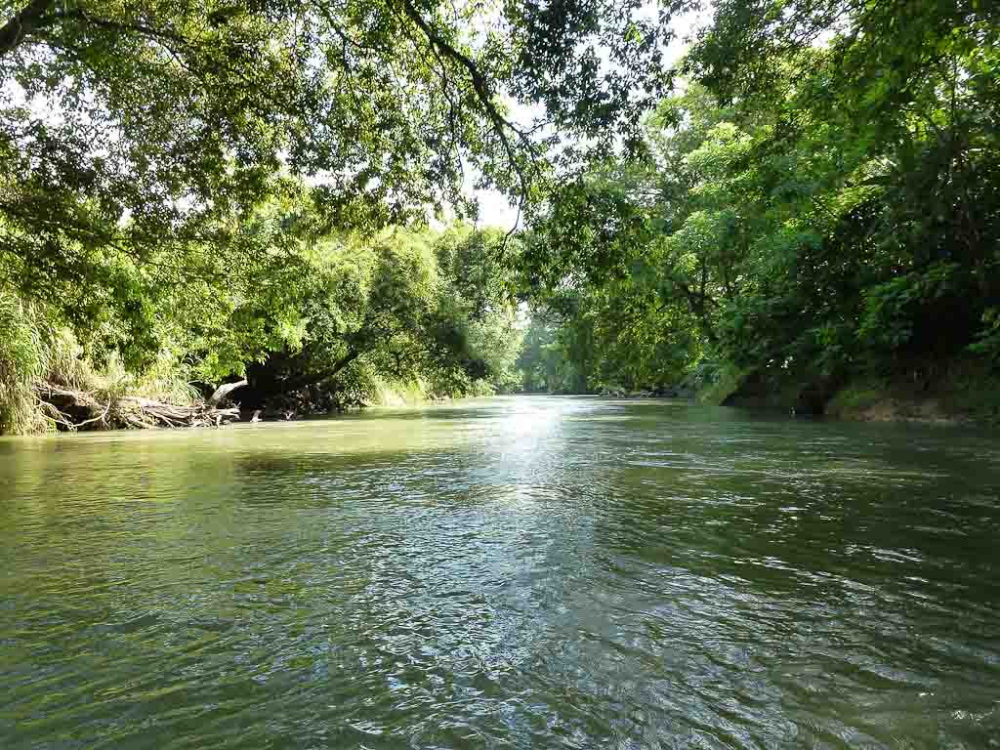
[{"x1": 36, "y1": 383, "x2": 241, "y2": 431}]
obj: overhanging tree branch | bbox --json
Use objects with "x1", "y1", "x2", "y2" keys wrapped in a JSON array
[
  {"x1": 0, "y1": 0, "x2": 55, "y2": 58},
  {"x1": 399, "y1": 0, "x2": 537, "y2": 226},
  {"x1": 281, "y1": 348, "x2": 361, "y2": 392}
]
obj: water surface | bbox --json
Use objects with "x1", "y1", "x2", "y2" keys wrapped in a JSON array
[{"x1": 2, "y1": 396, "x2": 999, "y2": 748}]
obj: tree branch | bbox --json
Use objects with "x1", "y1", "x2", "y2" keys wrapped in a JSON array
[
  {"x1": 281, "y1": 348, "x2": 361, "y2": 392},
  {"x1": 398, "y1": 0, "x2": 536, "y2": 216},
  {"x1": 0, "y1": 0, "x2": 55, "y2": 58}
]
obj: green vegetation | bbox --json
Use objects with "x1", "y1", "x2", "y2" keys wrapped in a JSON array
[
  {"x1": 518, "y1": 0, "x2": 1000, "y2": 420},
  {"x1": 0, "y1": 293, "x2": 47, "y2": 434},
  {"x1": 825, "y1": 363, "x2": 1000, "y2": 424},
  {"x1": 2, "y1": 0, "x2": 998, "y2": 432},
  {"x1": 1, "y1": 0, "x2": 666, "y2": 432},
  {"x1": 0, "y1": 218, "x2": 525, "y2": 430}
]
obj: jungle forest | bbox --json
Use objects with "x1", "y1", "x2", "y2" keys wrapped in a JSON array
[{"x1": 2, "y1": 0, "x2": 999, "y2": 432}]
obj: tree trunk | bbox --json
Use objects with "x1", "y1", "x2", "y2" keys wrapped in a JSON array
[
  {"x1": 208, "y1": 379, "x2": 248, "y2": 406},
  {"x1": 237, "y1": 350, "x2": 363, "y2": 412},
  {"x1": 0, "y1": 0, "x2": 55, "y2": 58},
  {"x1": 282, "y1": 350, "x2": 361, "y2": 392}
]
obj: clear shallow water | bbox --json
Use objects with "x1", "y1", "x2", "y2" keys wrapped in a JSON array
[{"x1": 1, "y1": 396, "x2": 999, "y2": 749}]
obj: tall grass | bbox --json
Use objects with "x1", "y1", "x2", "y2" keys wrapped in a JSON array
[
  {"x1": 0, "y1": 291, "x2": 199, "y2": 435},
  {"x1": 368, "y1": 376, "x2": 429, "y2": 407},
  {"x1": 49, "y1": 333, "x2": 197, "y2": 406},
  {"x1": 125, "y1": 353, "x2": 201, "y2": 405},
  {"x1": 0, "y1": 293, "x2": 48, "y2": 434}
]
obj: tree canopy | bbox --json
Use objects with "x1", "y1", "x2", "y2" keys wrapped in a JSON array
[{"x1": 0, "y1": 0, "x2": 689, "y2": 429}]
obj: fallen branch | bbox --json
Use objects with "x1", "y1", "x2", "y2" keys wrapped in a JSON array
[
  {"x1": 38, "y1": 399, "x2": 78, "y2": 430},
  {"x1": 76, "y1": 402, "x2": 111, "y2": 428},
  {"x1": 33, "y1": 381, "x2": 242, "y2": 431}
]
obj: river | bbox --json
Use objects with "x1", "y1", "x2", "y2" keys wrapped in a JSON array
[{"x1": 1, "y1": 396, "x2": 999, "y2": 748}]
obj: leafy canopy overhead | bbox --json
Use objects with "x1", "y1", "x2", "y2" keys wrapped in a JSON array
[
  {"x1": 0, "y1": 0, "x2": 686, "y2": 366},
  {"x1": 0, "y1": 0, "x2": 683, "y2": 238}
]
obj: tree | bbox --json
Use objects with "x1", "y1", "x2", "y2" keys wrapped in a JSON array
[
  {"x1": 517, "y1": 1, "x2": 1000, "y2": 400},
  {"x1": 0, "y1": 0, "x2": 681, "y2": 346},
  {"x1": 191, "y1": 221, "x2": 525, "y2": 411},
  {"x1": 686, "y1": 0, "x2": 1000, "y2": 367}
]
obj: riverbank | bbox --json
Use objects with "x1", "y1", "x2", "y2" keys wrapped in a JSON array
[
  {"x1": 699, "y1": 358, "x2": 1000, "y2": 425},
  {"x1": 34, "y1": 382, "x2": 241, "y2": 431},
  {"x1": 17, "y1": 374, "x2": 489, "y2": 434}
]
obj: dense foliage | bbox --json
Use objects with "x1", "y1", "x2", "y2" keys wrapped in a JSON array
[
  {"x1": 2, "y1": 0, "x2": 998, "y2": 430},
  {"x1": 0, "y1": 0, "x2": 677, "y2": 335},
  {"x1": 519, "y1": 0, "x2": 1000, "y2": 409},
  {"x1": 0, "y1": 0, "x2": 676, "y2": 431},
  {"x1": 0, "y1": 214, "x2": 524, "y2": 429}
]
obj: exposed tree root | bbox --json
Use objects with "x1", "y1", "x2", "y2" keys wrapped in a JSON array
[{"x1": 34, "y1": 382, "x2": 240, "y2": 432}]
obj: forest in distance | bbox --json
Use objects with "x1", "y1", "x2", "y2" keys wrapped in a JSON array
[{"x1": 1, "y1": 0, "x2": 999, "y2": 434}]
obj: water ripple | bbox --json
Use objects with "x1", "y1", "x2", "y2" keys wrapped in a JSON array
[{"x1": 1, "y1": 397, "x2": 1000, "y2": 748}]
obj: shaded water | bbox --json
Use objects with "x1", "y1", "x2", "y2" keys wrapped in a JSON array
[{"x1": 2, "y1": 396, "x2": 1000, "y2": 749}]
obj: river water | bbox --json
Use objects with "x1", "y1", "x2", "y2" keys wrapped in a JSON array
[{"x1": 1, "y1": 396, "x2": 999, "y2": 748}]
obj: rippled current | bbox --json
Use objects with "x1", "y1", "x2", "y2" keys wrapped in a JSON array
[{"x1": 2, "y1": 396, "x2": 1000, "y2": 748}]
